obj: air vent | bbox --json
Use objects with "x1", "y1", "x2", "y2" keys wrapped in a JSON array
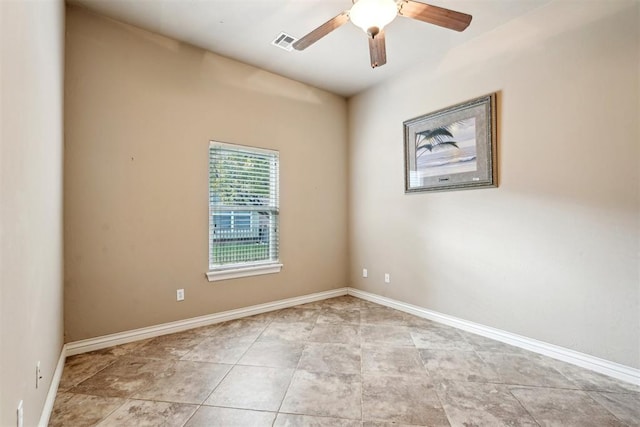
[{"x1": 271, "y1": 32, "x2": 297, "y2": 51}]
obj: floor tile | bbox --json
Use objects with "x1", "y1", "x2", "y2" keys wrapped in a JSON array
[
  {"x1": 436, "y1": 381, "x2": 538, "y2": 426},
  {"x1": 181, "y1": 335, "x2": 254, "y2": 364},
  {"x1": 361, "y1": 306, "x2": 415, "y2": 326},
  {"x1": 363, "y1": 422, "x2": 421, "y2": 427},
  {"x1": 280, "y1": 370, "x2": 362, "y2": 420},
  {"x1": 362, "y1": 373, "x2": 448, "y2": 426},
  {"x1": 510, "y1": 387, "x2": 626, "y2": 427},
  {"x1": 358, "y1": 299, "x2": 385, "y2": 309},
  {"x1": 272, "y1": 307, "x2": 321, "y2": 323},
  {"x1": 187, "y1": 323, "x2": 221, "y2": 336},
  {"x1": 419, "y1": 349, "x2": 501, "y2": 383},
  {"x1": 103, "y1": 339, "x2": 153, "y2": 356},
  {"x1": 96, "y1": 399, "x2": 197, "y2": 426},
  {"x1": 50, "y1": 295, "x2": 640, "y2": 426},
  {"x1": 259, "y1": 321, "x2": 315, "y2": 342},
  {"x1": 49, "y1": 392, "x2": 125, "y2": 427},
  {"x1": 205, "y1": 365, "x2": 294, "y2": 411},
  {"x1": 238, "y1": 340, "x2": 304, "y2": 368},
  {"x1": 308, "y1": 324, "x2": 361, "y2": 344},
  {"x1": 294, "y1": 300, "x2": 329, "y2": 310},
  {"x1": 69, "y1": 357, "x2": 157, "y2": 398},
  {"x1": 410, "y1": 327, "x2": 475, "y2": 351},
  {"x1": 478, "y1": 352, "x2": 577, "y2": 388},
  {"x1": 548, "y1": 359, "x2": 640, "y2": 394},
  {"x1": 457, "y1": 331, "x2": 529, "y2": 354},
  {"x1": 362, "y1": 345, "x2": 425, "y2": 376},
  {"x1": 185, "y1": 406, "x2": 276, "y2": 427},
  {"x1": 135, "y1": 330, "x2": 205, "y2": 359},
  {"x1": 361, "y1": 324, "x2": 414, "y2": 346},
  {"x1": 210, "y1": 318, "x2": 269, "y2": 341},
  {"x1": 132, "y1": 360, "x2": 231, "y2": 404},
  {"x1": 297, "y1": 343, "x2": 361, "y2": 374},
  {"x1": 58, "y1": 351, "x2": 117, "y2": 391},
  {"x1": 321, "y1": 296, "x2": 363, "y2": 310},
  {"x1": 275, "y1": 413, "x2": 363, "y2": 426},
  {"x1": 244, "y1": 310, "x2": 283, "y2": 323},
  {"x1": 587, "y1": 391, "x2": 640, "y2": 426},
  {"x1": 316, "y1": 308, "x2": 361, "y2": 325}
]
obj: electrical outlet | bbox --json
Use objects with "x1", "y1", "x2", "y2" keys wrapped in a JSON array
[
  {"x1": 362, "y1": 268, "x2": 368, "y2": 278},
  {"x1": 176, "y1": 289, "x2": 185, "y2": 301},
  {"x1": 35, "y1": 361, "x2": 42, "y2": 389},
  {"x1": 17, "y1": 400, "x2": 23, "y2": 427},
  {"x1": 384, "y1": 273, "x2": 390, "y2": 283}
]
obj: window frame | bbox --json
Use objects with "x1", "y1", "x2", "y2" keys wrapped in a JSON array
[{"x1": 206, "y1": 141, "x2": 282, "y2": 282}]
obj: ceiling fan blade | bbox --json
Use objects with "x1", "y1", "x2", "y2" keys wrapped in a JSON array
[
  {"x1": 368, "y1": 31, "x2": 387, "y2": 68},
  {"x1": 398, "y1": 0, "x2": 472, "y2": 32},
  {"x1": 293, "y1": 11, "x2": 350, "y2": 51}
]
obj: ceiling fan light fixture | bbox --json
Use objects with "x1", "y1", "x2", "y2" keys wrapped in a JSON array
[
  {"x1": 349, "y1": 0, "x2": 398, "y2": 36},
  {"x1": 292, "y1": 0, "x2": 472, "y2": 69}
]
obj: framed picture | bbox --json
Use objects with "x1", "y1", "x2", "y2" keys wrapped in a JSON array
[{"x1": 404, "y1": 93, "x2": 497, "y2": 193}]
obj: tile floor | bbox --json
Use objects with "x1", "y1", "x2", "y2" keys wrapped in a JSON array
[{"x1": 50, "y1": 295, "x2": 640, "y2": 426}]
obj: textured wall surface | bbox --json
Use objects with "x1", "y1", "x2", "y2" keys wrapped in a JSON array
[
  {"x1": 64, "y1": 6, "x2": 348, "y2": 341},
  {"x1": 348, "y1": 2, "x2": 639, "y2": 368},
  {"x1": 0, "y1": 0, "x2": 65, "y2": 424}
]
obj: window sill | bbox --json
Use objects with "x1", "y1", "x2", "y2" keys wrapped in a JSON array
[{"x1": 206, "y1": 263, "x2": 283, "y2": 282}]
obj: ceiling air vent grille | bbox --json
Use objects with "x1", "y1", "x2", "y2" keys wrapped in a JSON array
[{"x1": 271, "y1": 32, "x2": 297, "y2": 51}]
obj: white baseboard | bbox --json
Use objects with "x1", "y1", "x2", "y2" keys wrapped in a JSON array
[
  {"x1": 65, "y1": 287, "x2": 348, "y2": 356},
  {"x1": 348, "y1": 288, "x2": 640, "y2": 386},
  {"x1": 48, "y1": 284, "x2": 637, "y2": 427},
  {"x1": 40, "y1": 287, "x2": 348, "y2": 424},
  {"x1": 38, "y1": 347, "x2": 66, "y2": 427}
]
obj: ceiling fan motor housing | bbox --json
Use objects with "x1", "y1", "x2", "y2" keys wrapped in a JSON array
[{"x1": 367, "y1": 26, "x2": 381, "y2": 38}]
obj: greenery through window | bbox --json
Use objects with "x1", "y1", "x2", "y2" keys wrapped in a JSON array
[{"x1": 209, "y1": 142, "x2": 279, "y2": 270}]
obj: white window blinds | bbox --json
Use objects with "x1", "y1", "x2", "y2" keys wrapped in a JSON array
[{"x1": 209, "y1": 142, "x2": 279, "y2": 271}]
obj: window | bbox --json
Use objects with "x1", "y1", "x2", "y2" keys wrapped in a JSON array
[{"x1": 207, "y1": 141, "x2": 281, "y2": 281}]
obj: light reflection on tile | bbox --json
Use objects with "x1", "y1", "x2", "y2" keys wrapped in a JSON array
[
  {"x1": 69, "y1": 357, "x2": 157, "y2": 398},
  {"x1": 181, "y1": 335, "x2": 254, "y2": 364},
  {"x1": 275, "y1": 413, "x2": 363, "y2": 426},
  {"x1": 238, "y1": 339, "x2": 304, "y2": 368},
  {"x1": 309, "y1": 324, "x2": 361, "y2": 344},
  {"x1": 361, "y1": 345, "x2": 425, "y2": 376},
  {"x1": 437, "y1": 381, "x2": 538, "y2": 426},
  {"x1": 362, "y1": 373, "x2": 448, "y2": 426},
  {"x1": 58, "y1": 351, "x2": 117, "y2": 391},
  {"x1": 205, "y1": 365, "x2": 294, "y2": 411},
  {"x1": 587, "y1": 391, "x2": 640, "y2": 426},
  {"x1": 132, "y1": 360, "x2": 231, "y2": 404},
  {"x1": 511, "y1": 387, "x2": 627, "y2": 427},
  {"x1": 185, "y1": 406, "x2": 276, "y2": 427},
  {"x1": 419, "y1": 349, "x2": 500, "y2": 383},
  {"x1": 96, "y1": 399, "x2": 197, "y2": 426},
  {"x1": 281, "y1": 370, "x2": 362, "y2": 420},
  {"x1": 297, "y1": 343, "x2": 361, "y2": 374},
  {"x1": 360, "y1": 324, "x2": 414, "y2": 346},
  {"x1": 49, "y1": 392, "x2": 125, "y2": 427},
  {"x1": 478, "y1": 352, "x2": 577, "y2": 389}
]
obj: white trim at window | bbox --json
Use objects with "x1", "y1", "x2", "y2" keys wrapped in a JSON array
[{"x1": 206, "y1": 262, "x2": 283, "y2": 281}]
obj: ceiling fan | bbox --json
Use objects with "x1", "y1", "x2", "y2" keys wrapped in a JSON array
[{"x1": 293, "y1": 0, "x2": 472, "y2": 68}]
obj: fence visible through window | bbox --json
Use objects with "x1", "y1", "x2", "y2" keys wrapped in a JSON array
[{"x1": 209, "y1": 142, "x2": 279, "y2": 270}]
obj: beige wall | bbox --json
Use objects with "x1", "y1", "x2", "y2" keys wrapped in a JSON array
[
  {"x1": 64, "y1": 6, "x2": 348, "y2": 341},
  {"x1": 0, "y1": 0, "x2": 65, "y2": 425},
  {"x1": 348, "y1": 2, "x2": 639, "y2": 368}
]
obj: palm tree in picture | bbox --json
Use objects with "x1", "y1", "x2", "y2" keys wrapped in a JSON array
[{"x1": 415, "y1": 125, "x2": 459, "y2": 157}]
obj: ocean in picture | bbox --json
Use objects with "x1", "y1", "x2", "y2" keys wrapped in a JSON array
[{"x1": 416, "y1": 117, "x2": 477, "y2": 178}]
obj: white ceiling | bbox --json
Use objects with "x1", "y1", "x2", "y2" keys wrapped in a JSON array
[{"x1": 69, "y1": 0, "x2": 552, "y2": 97}]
